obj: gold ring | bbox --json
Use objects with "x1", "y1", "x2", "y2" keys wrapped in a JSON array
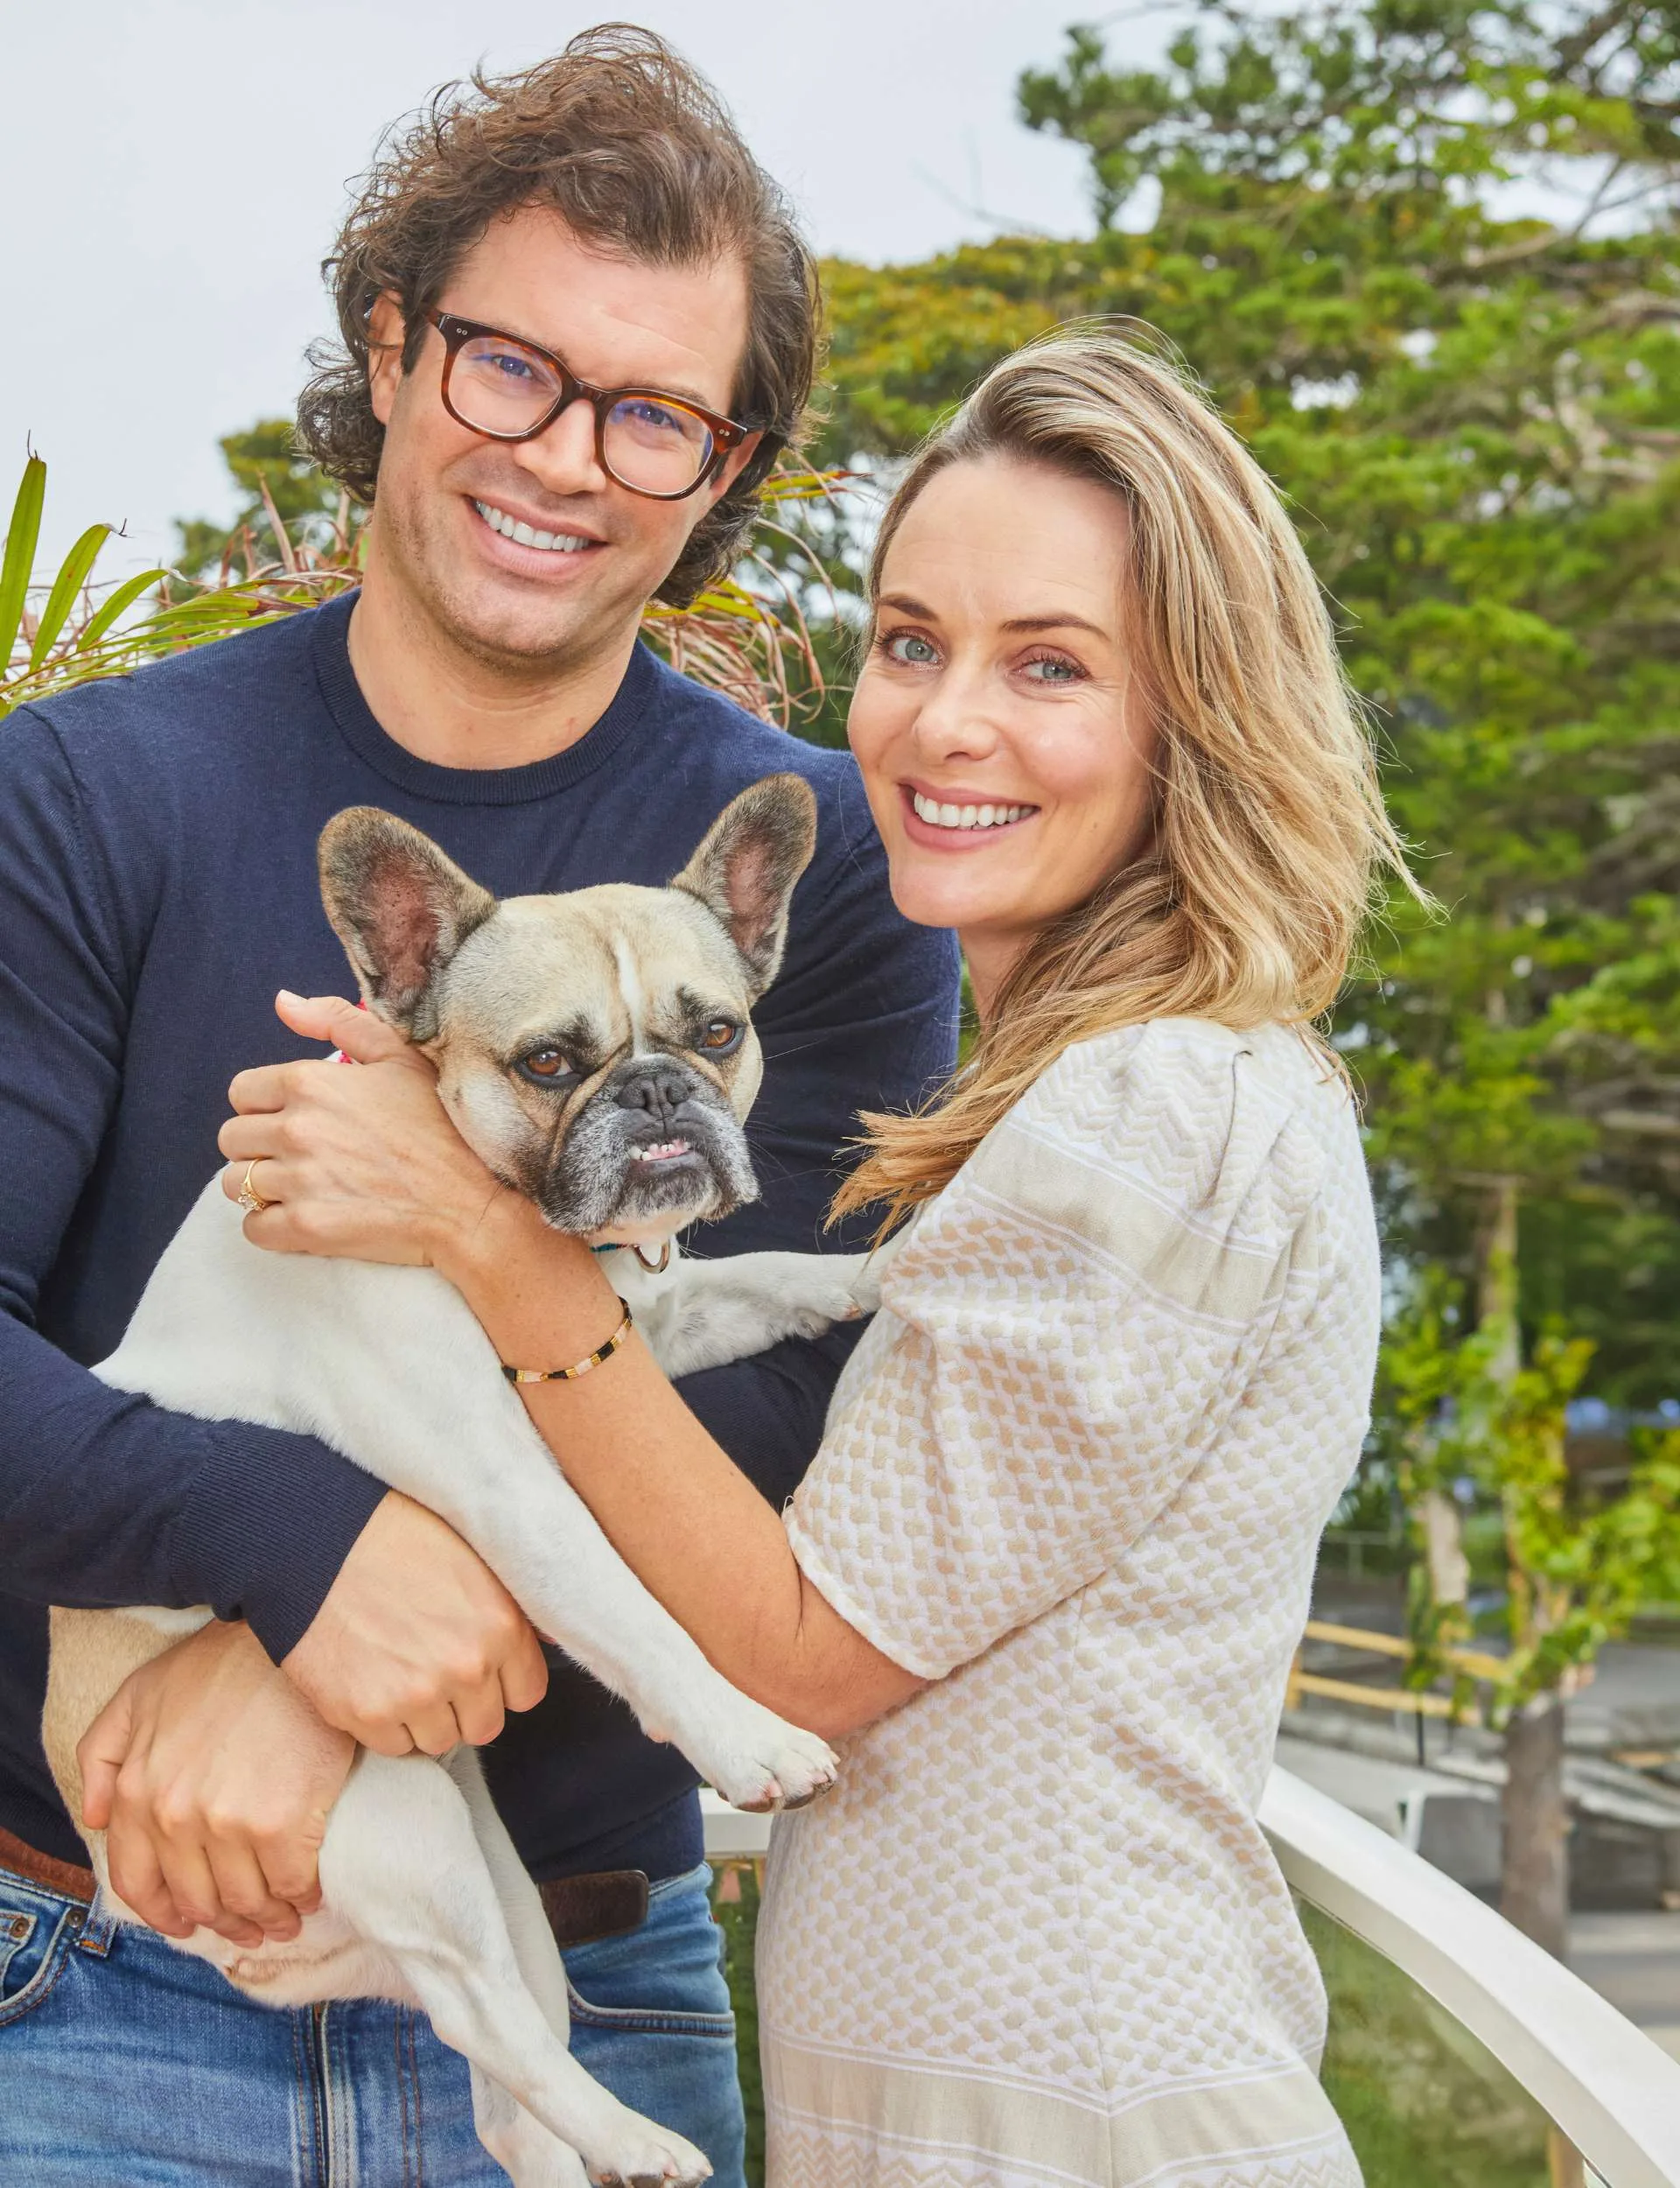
[{"x1": 237, "y1": 1158, "x2": 273, "y2": 1216}]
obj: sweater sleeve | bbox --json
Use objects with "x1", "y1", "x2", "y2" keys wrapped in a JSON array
[
  {"x1": 671, "y1": 762, "x2": 962, "y2": 1510},
  {"x1": 0, "y1": 708, "x2": 386, "y2": 1659}
]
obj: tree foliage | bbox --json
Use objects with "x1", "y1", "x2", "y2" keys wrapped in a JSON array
[
  {"x1": 174, "y1": 418, "x2": 352, "y2": 579},
  {"x1": 1019, "y1": 1, "x2": 1680, "y2": 228},
  {"x1": 1383, "y1": 1272, "x2": 1680, "y2": 1712}
]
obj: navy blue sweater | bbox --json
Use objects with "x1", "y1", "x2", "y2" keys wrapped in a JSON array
[{"x1": 0, "y1": 594, "x2": 958, "y2": 1880}]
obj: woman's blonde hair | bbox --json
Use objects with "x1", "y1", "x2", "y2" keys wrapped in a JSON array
[{"x1": 832, "y1": 321, "x2": 1418, "y2": 1233}]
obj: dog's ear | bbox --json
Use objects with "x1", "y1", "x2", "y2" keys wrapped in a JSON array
[
  {"x1": 670, "y1": 774, "x2": 818, "y2": 999},
  {"x1": 317, "y1": 808, "x2": 495, "y2": 1041}
]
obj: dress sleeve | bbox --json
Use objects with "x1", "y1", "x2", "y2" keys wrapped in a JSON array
[{"x1": 784, "y1": 1019, "x2": 1324, "y2": 1680}]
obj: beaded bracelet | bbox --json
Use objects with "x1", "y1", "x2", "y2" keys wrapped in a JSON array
[{"x1": 500, "y1": 1297, "x2": 634, "y2": 1385}]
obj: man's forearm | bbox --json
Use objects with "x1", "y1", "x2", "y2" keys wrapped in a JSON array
[{"x1": 0, "y1": 1312, "x2": 385, "y2": 1658}]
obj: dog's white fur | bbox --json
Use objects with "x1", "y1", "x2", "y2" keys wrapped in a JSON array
[{"x1": 40, "y1": 780, "x2": 884, "y2": 2188}]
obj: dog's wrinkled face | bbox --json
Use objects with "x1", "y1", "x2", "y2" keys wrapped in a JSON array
[{"x1": 317, "y1": 775, "x2": 817, "y2": 1243}]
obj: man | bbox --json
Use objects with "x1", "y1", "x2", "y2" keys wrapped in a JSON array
[{"x1": 0, "y1": 28, "x2": 957, "y2": 2184}]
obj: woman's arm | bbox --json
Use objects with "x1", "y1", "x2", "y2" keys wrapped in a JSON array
[
  {"x1": 222, "y1": 992, "x2": 924, "y2": 1743},
  {"x1": 441, "y1": 1194, "x2": 925, "y2": 1741}
]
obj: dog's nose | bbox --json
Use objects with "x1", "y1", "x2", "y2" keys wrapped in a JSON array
[{"x1": 616, "y1": 1065, "x2": 692, "y2": 1123}]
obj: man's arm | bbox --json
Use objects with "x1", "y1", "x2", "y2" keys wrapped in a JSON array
[
  {"x1": 0, "y1": 708, "x2": 386, "y2": 1656},
  {"x1": 670, "y1": 766, "x2": 960, "y2": 1508}
]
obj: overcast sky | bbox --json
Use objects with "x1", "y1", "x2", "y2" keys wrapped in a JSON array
[{"x1": 4, "y1": 1, "x2": 1116, "y2": 579}]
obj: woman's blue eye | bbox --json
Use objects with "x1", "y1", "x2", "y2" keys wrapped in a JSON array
[
  {"x1": 1023, "y1": 656, "x2": 1082, "y2": 684},
  {"x1": 885, "y1": 631, "x2": 939, "y2": 666}
]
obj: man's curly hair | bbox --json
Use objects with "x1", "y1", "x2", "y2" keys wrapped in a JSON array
[{"x1": 298, "y1": 25, "x2": 820, "y2": 607}]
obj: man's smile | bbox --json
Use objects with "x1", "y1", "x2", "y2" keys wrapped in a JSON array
[{"x1": 471, "y1": 497, "x2": 600, "y2": 556}]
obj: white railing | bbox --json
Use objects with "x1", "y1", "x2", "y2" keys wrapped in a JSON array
[
  {"x1": 1260, "y1": 1768, "x2": 1680, "y2": 2188},
  {"x1": 703, "y1": 1767, "x2": 1680, "y2": 2188}
]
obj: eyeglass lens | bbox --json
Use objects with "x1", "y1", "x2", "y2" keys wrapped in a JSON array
[{"x1": 449, "y1": 330, "x2": 717, "y2": 494}]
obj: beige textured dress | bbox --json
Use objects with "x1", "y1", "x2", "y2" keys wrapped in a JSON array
[{"x1": 757, "y1": 1018, "x2": 1378, "y2": 2188}]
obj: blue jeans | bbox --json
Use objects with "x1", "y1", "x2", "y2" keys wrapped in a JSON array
[{"x1": 0, "y1": 1856, "x2": 746, "y2": 2186}]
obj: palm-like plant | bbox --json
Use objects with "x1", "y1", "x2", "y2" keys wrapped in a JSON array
[{"x1": 2, "y1": 454, "x2": 841, "y2": 726}]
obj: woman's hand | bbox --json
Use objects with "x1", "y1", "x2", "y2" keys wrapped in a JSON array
[
  {"x1": 79, "y1": 1620, "x2": 354, "y2": 1947},
  {"x1": 218, "y1": 990, "x2": 515, "y2": 1272}
]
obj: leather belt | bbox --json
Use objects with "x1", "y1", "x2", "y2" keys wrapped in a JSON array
[
  {"x1": 0, "y1": 1823, "x2": 95, "y2": 1904},
  {"x1": 1, "y1": 1823, "x2": 648, "y2": 1951},
  {"x1": 539, "y1": 1867, "x2": 649, "y2": 1948}
]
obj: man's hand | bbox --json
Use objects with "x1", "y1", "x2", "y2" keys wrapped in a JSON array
[
  {"x1": 282, "y1": 1490, "x2": 549, "y2": 1756},
  {"x1": 80, "y1": 1620, "x2": 354, "y2": 1947}
]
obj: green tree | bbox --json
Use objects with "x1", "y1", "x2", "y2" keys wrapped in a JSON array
[
  {"x1": 1383, "y1": 1277, "x2": 1680, "y2": 1953},
  {"x1": 808, "y1": 0, "x2": 1680, "y2": 1950},
  {"x1": 175, "y1": 418, "x2": 353, "y2": 578}
]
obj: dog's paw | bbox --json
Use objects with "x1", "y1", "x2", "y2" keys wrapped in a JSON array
[
  {"x1": 777, "y1": 1270, "x2": 876, "y2": 1341},
  {"x1": 697, "y1": 1701, "x2": 839, "y2": 1814},
  {"x1": 480, "y1": 2107, "x2": 591, "y2": 2188},
  {"x1": 582, "y1": 2107, "x2": 711, "y2": 2188}
]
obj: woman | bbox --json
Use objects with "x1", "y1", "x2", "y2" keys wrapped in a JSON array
[{"x1": 210, "y1": 327, "x2": 1408, "y2": 2184}]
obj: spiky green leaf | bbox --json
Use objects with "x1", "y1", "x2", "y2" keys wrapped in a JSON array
[
  {"x1": 0, "y1": 456, "x2": 47, "y2": 672},
  {"x1": 74, "y1": 568, "x2": 170, "y2": 653},
  {"x1": 27, "y1": 523, "x2": 112, "y2": 670}
]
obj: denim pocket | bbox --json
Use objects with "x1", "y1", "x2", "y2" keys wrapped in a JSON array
[
  {"x1": 0, "y1": 1871, "x2": 78, "y2": 2023},
  {"x1": 563, "y1": 1974, "x2": 738, "y2": 2038},
  {"x1": 562, "y1": 1866, "x2": 736, "y2": 2039}
]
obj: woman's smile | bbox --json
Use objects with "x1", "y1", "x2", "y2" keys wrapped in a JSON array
[{"x1": 900, "y1": 782, "x2": 1040, "y2": 846}]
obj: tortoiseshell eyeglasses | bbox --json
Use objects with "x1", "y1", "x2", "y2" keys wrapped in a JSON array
[{"x1": 425, "y1": 310, "x2": 754, "y2": 502}]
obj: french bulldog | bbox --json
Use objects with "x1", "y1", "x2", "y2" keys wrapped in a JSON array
[{"x1": 41, "y1": 774, "x2": 878, "y2": 2188}]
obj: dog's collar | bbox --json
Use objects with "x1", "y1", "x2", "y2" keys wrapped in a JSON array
[{"x1": 591, "y1": 1239, "x2": 674, "y2": 1274}]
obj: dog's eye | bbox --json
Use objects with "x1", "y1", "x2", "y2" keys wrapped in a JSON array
[
  {"x1": 697, "y1": 1019, "x2": 743, "y2": 1055},
  {"x1": 518, "y1": 1048, "x2": 575, "y2": 1083}
]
